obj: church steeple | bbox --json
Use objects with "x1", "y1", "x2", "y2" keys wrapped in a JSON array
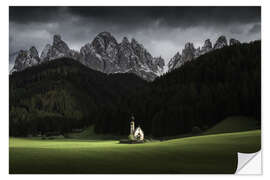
[{"x1": 130, "y1": 115, "x2": 135, "y2": 135}]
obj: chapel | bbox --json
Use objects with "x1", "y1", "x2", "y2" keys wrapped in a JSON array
[{"x1": 130, "y1": 115, "x2": 144, "y2": 141}]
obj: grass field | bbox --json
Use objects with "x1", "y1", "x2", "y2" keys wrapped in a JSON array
[
  {"x1": 68, "y1": 126, "x2": 122, "y2": 140},
  {"x1": 9, "y1": 129, "x2": 261, "y2": 174}
]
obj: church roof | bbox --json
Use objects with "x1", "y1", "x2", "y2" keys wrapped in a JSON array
[{"x1": 135, "y1": 126, "x2": 144, "y2": 133}]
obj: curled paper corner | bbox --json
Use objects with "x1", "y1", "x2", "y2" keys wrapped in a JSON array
[{"x1": 235, "y1": 151, "x2": 262, "y2": 175}]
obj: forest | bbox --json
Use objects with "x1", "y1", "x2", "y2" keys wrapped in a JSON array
[{"x1": 9, "y1": 40, "x2": 261, "y2": 137}]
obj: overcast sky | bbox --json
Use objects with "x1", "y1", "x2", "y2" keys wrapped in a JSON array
[{"x1": 9, "y1": 6, "x2": 261, "y2": 69}]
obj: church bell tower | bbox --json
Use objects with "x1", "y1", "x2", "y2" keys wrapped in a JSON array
[{"x1": 130, "y1": 115, "x2": 135, "y2": 135}]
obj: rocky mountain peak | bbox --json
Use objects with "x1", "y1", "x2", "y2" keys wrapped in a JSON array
[
  {"x1": 119, "y1": 37, "x2": 132, "y2": 51},
  {"x1": 79, "y1": 33, "x2": 165, "y2": 80},
  {"x1": 184, "y1": 42, "x2": 195, "y2": 50},
  {"x1": 168, "y1": 52, "x2": 182, "y2": 71},
  {"x1": 131, "y1": 38, "x2": 143, "y2": 49},
  {"x1": 92, "y1": 32, "x2": 118, "y2": 58},
  {"x1": 168, "y1": 36, "x2": 241, "y2": 72},
  {"x1": 122, "y1": 37, "x2": 130, "y2": 44},
  {"x1": 40, "y1": 35, "x2": 71, "y2": 62},
  {"x1": 198, "y1": 39, "x2": 213, "y2": 56},
  {"x1": 52, "y1": 34, "x2": 70, "y2": 52},
  {"x1": 131, "y1": 38, "x2": 137, "y2": 43},
  {"x1": 11, "y1": 32, "x2": 165, "y2": 81},
  {"x1": 201, "y1": 39, "x2": 212, "y2": 52},
  {"x1": 168, "y1": 41, "x2": 199, "y2": 72},
  {"x1": 204, "y1": 39, "x2": 212, "y2": 47},
  {"x1": 97, "y1": 31, "x2": 114, "y2": 38},
  {"x1": 94, "y1": 32, "x2": 118, "y2": 46},
  {"x1": 154, "y1": 56, "x2": 165, "y2": 68},
  {"x1": 53, "y1": 34, "x2": 62, "y2": 44},
  {"x1": 151, "y1": 56, "x2": 165, "y2": 76},
  {"x1": 10, "y1": 47, "x2": 40, "y2": 73},
  {"x1": 181, "y1": 42, "x2": 196, "y2": 62},
  {"x1": 214, "y1": 35, "x2": 228, "y2": 49},
  {"x1": 79, "y1": 43, "x2": 92, "y2": 55},
  {"x1": 130, "y1": 38, "x2": 150, "y2": 60},
  {"x1": 29, "y1": 46, "x2": 39, "y2": 59},
  {"x1": 40, "y1": 44, "x2": 51, "y2": 60}
]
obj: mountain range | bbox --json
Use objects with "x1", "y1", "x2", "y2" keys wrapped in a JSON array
[
  {"x1": 9, "y1": 40, "x2": 261, "y2": 137},
  {"x1": 10, "y1": 32, "x2": 165, "y2": 81},
  {"x1": 168, "y1": 36, "x2": 241, "y2": 71},
  {"x1": 10, "y1": 32, "x2": 241, "y2": 81}
]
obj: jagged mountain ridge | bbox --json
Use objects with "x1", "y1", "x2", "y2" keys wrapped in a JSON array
[
  {"x1": 168, "y1": 36, "x2": 241, "y2": 71},
  {"x1": 11, "y1": 33, "x2": 243, "y2": 79},
  {"x1": 10, "y1": 47, "x2": 40, "y2": 74},
  {"x1": 11, "y1": 32, "x2": 165, "y2": 81},
  {"x1": 9, "y1": 40, "x2": 261, "y2": 137}
]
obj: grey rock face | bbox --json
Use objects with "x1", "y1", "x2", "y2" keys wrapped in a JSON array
[
  {"x1": 10, "y1": 32, "x2": 166, "y2": 80},
  {"x1": 214, "y1": 35, "x2": 228, "y2": 49},
  {"x1": 168, "y1": 36, "x2": 241, "y2": 72},
  {"x1": 154, "y1": 56, "x2": 165, "y2": 69},
  {"x1": 29, "y1": 46, "x2": 39, "y2": 60},
  {"x1": 80, "y1": 32, "x2": 165, "y2": 81},
  {"x1": 40, "y1": 35, "x2": 72, "y2": 62},
  {"x1": 92, "y1": 32, "x2": 119, "y2": 60},
  {"x1": 229, "y1": 38, "x2": 241, "y2": 46},
  {"x1": 117, "y1": 37, "x2": 135, "y2": 70},
  {"x1": 11, "y1": 35, "x2": 84, "y2": 74},
  {"x1": 151, "y1": 56, "x2": 165, "y2": 76},
  {"x1": 10, "y1": 46, "x2": 40, "y2": 73},
  {"x1": 81, "y1": 32, "x2": 120, "y2": 74},
  {"x1": 182, "y1": 42, "x2": 196, "y2": 62},
  {"x1": 40, "y1": 44, "x2": 51, "y2": 60},
  {"x1": 80, "y1": 43, "x2": 105, "y2": 72},
  {"x1": 168, "y1": 42, "x2": 197, "y2": 71},
  {"x1": 168, "y1": 52, "x2": 181, "y2": 70},
  {"x1": 51, "y1": 34, "x2": 70, "y2": 56},
  {"x1": 201, "y1": 39, "x2": 212, "y2": 55}
]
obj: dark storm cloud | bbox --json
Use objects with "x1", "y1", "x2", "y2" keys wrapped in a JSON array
[
  {"x1": 9, "y1": 6, "x2": 261, "y2": 70},
  {"x1": 10, "y1": 7, "x2": 260, "y2": 28},
  {"x1": 10, "y1": 7, "x2": 65, "y2": 23},
  {"x1": 69, "y1": 7, "x2": 261, "y2": 28},
  {"x1": 249, "y1": 23, "x2": 261, "y2": 34}
]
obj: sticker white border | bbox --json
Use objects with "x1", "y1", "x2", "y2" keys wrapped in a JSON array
[{"x1": 236, "y1": 151, "x2": 262, "y2": 174}]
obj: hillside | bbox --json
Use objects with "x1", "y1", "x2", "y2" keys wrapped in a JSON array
[
  {"x1": 203, "y1": 116, "x2": 260, "y2": 135},
  {"x1": 9, "y1": 58, "x2": 147, "y2": 136},
  {"x1": 9, "y1": 41, "x2": 261, "y2": 137},
  {"x1": 124, "y1": 41, "x2": 261, "y2": 137}
]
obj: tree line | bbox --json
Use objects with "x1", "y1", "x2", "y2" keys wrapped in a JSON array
[{"x1": 9, "y1": 41, "x2": 261, "y2": 137}]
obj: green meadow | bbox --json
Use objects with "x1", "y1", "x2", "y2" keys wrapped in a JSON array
[{"x1": 9, "y1": 129, "x2": 260, "y2": 174}]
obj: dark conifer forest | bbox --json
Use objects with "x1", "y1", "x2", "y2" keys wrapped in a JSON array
[{"x1": 9, "y1": 41, "x2": 261, "y2": 137}]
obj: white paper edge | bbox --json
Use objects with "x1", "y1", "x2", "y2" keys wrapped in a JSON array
[{"x1": 235, "y1": 150, "x2": 262, "y2": 175}]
